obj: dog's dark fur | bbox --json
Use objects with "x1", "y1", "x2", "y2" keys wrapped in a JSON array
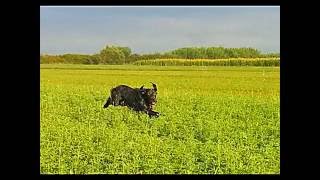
[{"x1": 103, "y1": 83, "x2": 159, "y2": 118}]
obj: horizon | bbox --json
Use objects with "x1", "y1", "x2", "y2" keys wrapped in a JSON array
[
  {"x1": 40, "y1": 45, "x2": 279, "y2": 56},
  {"x1": 40, "y1": 6, "x2": 280, "y2": 55}
]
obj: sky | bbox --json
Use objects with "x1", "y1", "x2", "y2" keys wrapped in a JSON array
[{"x1": 40, "y1": 6, "x2": 280, "y2": 55}]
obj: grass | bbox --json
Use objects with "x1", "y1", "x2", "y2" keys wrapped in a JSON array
[
  {"x1": 132, "y1": 58, "x2": 280, "y2": 66},
  {"x1": 40, "y1": 64, "x2": 280, "y2": 174}
]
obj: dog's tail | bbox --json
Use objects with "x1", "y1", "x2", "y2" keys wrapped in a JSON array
[{"x1": 103, "y1": 97, "x2": 112, "y2": 108}]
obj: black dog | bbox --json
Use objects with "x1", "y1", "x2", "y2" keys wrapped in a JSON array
[{"x1": 103, "y1": 83, "x2": 160, "y2": 118}]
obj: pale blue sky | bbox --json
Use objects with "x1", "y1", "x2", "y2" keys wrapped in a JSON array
[{"x1": 40, "y1": 6, "x2": 280, "y2": 55}]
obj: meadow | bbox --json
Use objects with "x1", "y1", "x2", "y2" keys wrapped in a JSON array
[{"x1": 40, "y1": 64, "x2": 280, "y2": 174}]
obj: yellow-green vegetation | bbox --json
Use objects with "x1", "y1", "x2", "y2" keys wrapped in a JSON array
[
  {"x1": 132, "y1": 58, "x2": 279, "y2": 66},
  {"x1": 40, "y1": 64, "x2": 280, "y2": 174}
]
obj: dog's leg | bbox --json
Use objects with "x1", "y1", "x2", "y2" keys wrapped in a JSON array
[
  {"x1": 103, "y1": 97, "x2": 112, "y2": 108},
  {"x1": 111, "y1": 93, "x2": 121, "y2": 106},
  {"x1": 147, "y1": 110, "x2": 160, "y2": 118},
  {"x1": 119, "y1": 100, "x2": 126, "y2": 106}
]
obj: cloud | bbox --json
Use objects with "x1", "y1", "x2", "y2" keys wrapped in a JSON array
[{"x1": 40, "y1": 7, "x2": 279, "y2": 54}]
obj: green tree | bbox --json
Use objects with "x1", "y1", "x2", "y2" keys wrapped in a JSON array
[
  {"x1": 117, "y1": 47, "x2": 132, "y2": 58},
  {"x1": 99, "y1": 45, "x2": 126, "y2": 64}
]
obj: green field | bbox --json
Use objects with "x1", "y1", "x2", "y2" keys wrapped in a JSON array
[{"x1": 40, "y1": 64, "x2": 280, "y2": 174}]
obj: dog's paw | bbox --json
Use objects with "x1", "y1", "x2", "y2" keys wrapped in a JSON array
[{"x1": 148, "y1": 112, "x2": 160, "y2": 118}]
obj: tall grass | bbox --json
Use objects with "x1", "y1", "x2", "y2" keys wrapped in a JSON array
[{"x1": 132, "y1": 58, "x2": 280, "y2": 66}]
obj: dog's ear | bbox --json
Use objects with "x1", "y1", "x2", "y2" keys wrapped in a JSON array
[
  {"x1": 139, "y1": 85, "x2": 146, "y2": 94},
  {"x1": 150, "y1": 82, "x2": 157, "y2": 92}
]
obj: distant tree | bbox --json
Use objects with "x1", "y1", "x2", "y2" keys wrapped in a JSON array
[
  {"x1": 40, "y1": 45, "x2": 276, "y2": 65},
  {"x1": 99, "y1": 45, "x2": 126, "y2": 64},
  {"x1": 117, "y1": 47, "x2": 132, "y2": 58},
  {"x1": 40, "y1": 55, "x2": 65, "y2": 64}
]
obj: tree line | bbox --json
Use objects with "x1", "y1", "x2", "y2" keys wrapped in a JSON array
[{"x1": 40, "y1": 45, "x2": 280, "y2": 64}]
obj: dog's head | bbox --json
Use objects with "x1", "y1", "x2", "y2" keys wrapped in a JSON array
[{"x1": 139, "y1": 82, "x2": 158, "y2": 109}]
